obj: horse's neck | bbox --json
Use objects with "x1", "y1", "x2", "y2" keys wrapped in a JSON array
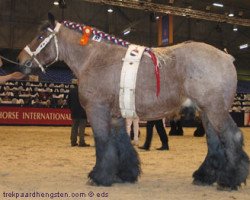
[
  {"x1": 57, "y1": 27, "x2": 93, "y2": 77},
  {"x1": 57, "y1": 26, "x2": 120, "y2": 78}
]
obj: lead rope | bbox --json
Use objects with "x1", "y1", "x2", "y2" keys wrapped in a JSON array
[{"x1": 0, "y1": 55, "x2": 23, "y2": 66}]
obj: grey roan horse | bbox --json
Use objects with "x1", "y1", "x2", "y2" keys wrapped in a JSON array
[{"x1": 17, "y1": 14, "x2": 249, "y2": 190}]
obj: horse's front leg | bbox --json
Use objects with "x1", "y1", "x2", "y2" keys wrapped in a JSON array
[
  {"x1": 111, "y1": 117, "x2": 141, "y2": 183},
  {"x1": 86, "y1": 104, "x2": 119, "y2": 186},
  {"x1": 86, "y1": 104, "x2": 140, "y2": 186}
]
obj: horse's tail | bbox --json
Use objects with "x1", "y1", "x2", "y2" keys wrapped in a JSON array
[{"x1": 223, "y1": 49, "x2": 235, "y2": 62}]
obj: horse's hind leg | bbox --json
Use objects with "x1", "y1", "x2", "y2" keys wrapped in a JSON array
[
  {"x1": 193, "y1": 113, "x2": 225, "y2": 185},
  {"x1": 216, "y1": 114, "x2": 249, "y2": 190},
  {"x1": 193, "y1": 113, "x2": 249, "y2": 190}
]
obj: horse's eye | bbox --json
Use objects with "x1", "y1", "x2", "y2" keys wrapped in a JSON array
[{"x1": 38, "y1": 35, "x2": 44, "y2": 40}]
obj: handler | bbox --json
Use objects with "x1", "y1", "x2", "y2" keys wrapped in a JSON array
[
  {"x1": 0, "y1": 57, "x2": 25, "y2": 83},
  {"x1": 68, "y1": 83, "x2": 90, "y2": 147}
]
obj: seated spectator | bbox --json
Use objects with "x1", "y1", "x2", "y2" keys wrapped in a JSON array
[
  {"x1": 57, "y1": 98, "x2": 67, "y2": 108},
  {"x1": 25, "y1": 86, "x2": 32, "y2": 92},
  {"x1": 31, "y1": 97, "x2": 41, "y2": 107},
  {"x1": 23, "y1": 98, "x2": 31, "y2": 106},
  {"x1": 31, "y1": 92, "x2": 39, "y2": 98},
  {"x1": 17, "y1": 85, "x2": 24, "y2": 91},
  {"x1": 12, "y1": 98, "x2": 24, "y2": 106},
  {"x1": 59, "y1": 83, "x2": 64, "y2": 88},
  {"x1": 39, "y1": 91, "x2": 48, "y2": 100},
  {"x1": 40, "y1": 98, "x2": 51, "y2": 107},
  {"x1": 54, "y1": 88, "x2": 60, "y2": 93},
  {"x1": 26, "y1": 82, "x2": 31, "y2": 86},
  {"x1": 33, "y1": 87, "x2": 39, "y2": 92},
  {"x1": 5, "y1": 88, "x2": 14, "y2": 97},
  {"x1": 5, "y1": 82, "x2": 14, "y2": 86},
  {"x1": 45, "y1": 87, "x2": 52, "y2": 93},
  {"x1": 232, "y1": 106, "x2": 242, "y2": 112},
  {"x1": 0, "y1": 96, "x2": 12, "y2": 104},
  {"x1": 52, "y1": 93, "x2": 64, "y2": 99},
  {"x1": 59, "y1": 88, "x2": 65, "y2": 93},
  {"x1": 18, "y1": 91, "x2": 31, "y2": 98},
  {"x1": 0, "y1": 90, "x2": 5, "y2": 97},
  {"x1": 38, "y1": 87, "x2": 46, "y2": 92}
]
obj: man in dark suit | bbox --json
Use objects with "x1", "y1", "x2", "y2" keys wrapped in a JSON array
[
  {"x1": 139, "y1": 119, "x2": 169, "y2": 151},
  {"x1": 67, "y1": 84, "x2": 90, "y2": 147}
]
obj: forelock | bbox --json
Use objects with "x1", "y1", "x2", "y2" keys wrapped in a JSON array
[{"x1": 38, "y1": 21, "x2": 52, "y2": 32}]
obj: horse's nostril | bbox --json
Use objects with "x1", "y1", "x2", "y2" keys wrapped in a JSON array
[{"x1": 24, "y1": 60, "x2": 32, "y2": 68}]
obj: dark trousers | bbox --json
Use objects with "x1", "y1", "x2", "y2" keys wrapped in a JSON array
[
  {"x1": 143, "y1": 120, "x2": 169, "y2": 149},
  {"x1": 71, "y1": 118, "x2": 87, "y2": 145}
]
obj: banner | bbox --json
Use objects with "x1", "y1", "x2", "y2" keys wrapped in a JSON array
[
  {"x1": 158, "y1": 15, "x2": 173, "y2": 46},
  {"x1": 0, "y1": 106, "x2": 72, "y2": 125}
]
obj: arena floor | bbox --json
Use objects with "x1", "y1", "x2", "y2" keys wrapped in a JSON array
[{"x1": 0, "y1": 126, "x2": 250, "y2": 200}]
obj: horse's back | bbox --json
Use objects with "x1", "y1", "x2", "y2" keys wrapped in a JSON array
[{"x1": 135, "y1": 41, "x2": 237, "y2": 121}]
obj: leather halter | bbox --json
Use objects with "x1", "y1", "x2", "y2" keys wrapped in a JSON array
[{"x1": 23, "y1": 22, "x2": 61, "y2": 73}]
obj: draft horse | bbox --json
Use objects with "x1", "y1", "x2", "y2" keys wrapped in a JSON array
[{"x1": 17, "y1": 14, "x2": 249, "y2": 190}]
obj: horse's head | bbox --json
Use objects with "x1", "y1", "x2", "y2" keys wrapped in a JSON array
[{"x1": 18, "y1": 13, "x2": 61, "y2": 74}]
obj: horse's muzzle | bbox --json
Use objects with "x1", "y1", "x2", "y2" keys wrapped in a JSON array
[{"x1": 18, "y1": 59, "x2": 33, "y2": 75}]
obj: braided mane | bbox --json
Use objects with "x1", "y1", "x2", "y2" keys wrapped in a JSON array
[{"x1": 62, "y1": 20, "x2": 151, "y2": 52}]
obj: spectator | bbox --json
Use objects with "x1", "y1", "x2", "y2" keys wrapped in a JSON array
[
  {"x1": 31, "y1": 97, "x2": 41, "y2": 107},
  {"x1": 0, "y1": 96, "x2": 12, "y2": 104},
  {"x1": 67, "y1": 84, "x2": 89, "y2": 147},
  {"x1": 139, "y1": 119, "x2": 169, "y2": 151},
  {"x1": 126, "y1": 117, "x2": 140, "y2": 146},
  {"x1": 57, "y1": 98, "x2": 67, "y2": 108}
]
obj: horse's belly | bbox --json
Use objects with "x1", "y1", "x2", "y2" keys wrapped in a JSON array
[{"x1": 135, "y1": 93, "x2": 183, "y2": 120}]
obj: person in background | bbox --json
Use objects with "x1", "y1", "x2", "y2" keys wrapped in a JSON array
[
  {"x1": 139, "y1": 119, "x2": 169, "y2": 151},
  {"x1": 67, "y1": 83, "x2": 90, "y2": 147},
  {"x1": 126, "y1": 117, "x2": 140, "y2": 146}
]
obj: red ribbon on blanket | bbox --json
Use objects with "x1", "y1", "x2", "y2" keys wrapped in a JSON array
[{"x1": 148, "y1": 51, "x2": 160, "y2": 97}]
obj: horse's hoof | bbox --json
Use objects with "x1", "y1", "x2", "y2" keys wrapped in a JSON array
[
  {"x1": 192, "y1": 179, "x2": 211, "y2": 186},
  {"x1": 86, "y1": 179, "x2": 98, "y2": 186},
  {"x1": 87, "y1": 178, "x2": 113, "y2": 187},
  {"x1": 217, "y1": 184, "x2": 237, "y2": 191},
  {"x1": 113, "y1": 176, "x2": 124, "y2": 184}
]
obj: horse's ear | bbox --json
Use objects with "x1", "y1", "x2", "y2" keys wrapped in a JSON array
[{"x1": 48, "y1": 12, "x2": 56, "y2": 28}]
